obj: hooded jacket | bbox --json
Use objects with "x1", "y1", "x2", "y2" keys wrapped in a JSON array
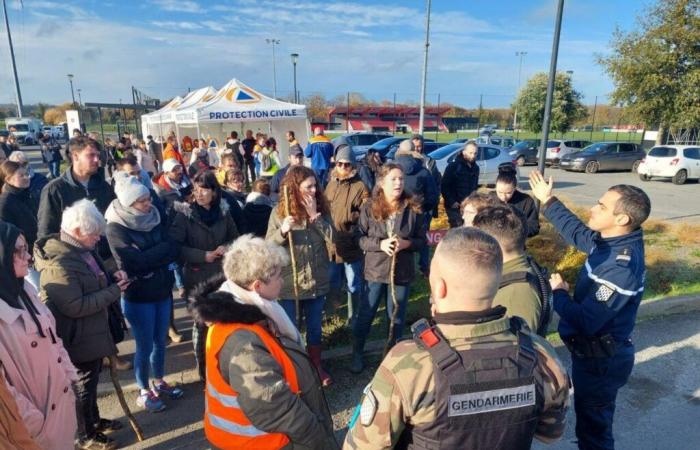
[
  {"x1": 190, "y1": 278, "x2": 338, "y2": 450},
  {"x1": 168, "y1": 199, "x2": 239, "y2": 293},
  {"x1": 0, "y1": 226, "x2": 78, "y2": 450},
  {"x1": 441, "y1": 152, "x2": 480, "y2": 209},
  {"x1": 324, "y1": 169, "x2": 369, "y2": 263},
  {"x1": 243, "y1": 192, "x2": 273, "y2": 238},
  {"x1": 303, "y1": 135, "x2": 334, "y2": 172},
  {"x1": 34, "y1": 235, "x2": 119, "y2": 363},
  {"x1": 0, "y1": 184, "x2": 39, "y2": 252},
  {"x1": 394, "y1": 154, "x2": 439, "y2": 214}
]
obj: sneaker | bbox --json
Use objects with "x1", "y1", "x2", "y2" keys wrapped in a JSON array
[
  {"x1": 76, "y1": 432, "x2": 117, "y2": 450},
  {"x1": 136, "y1": 390, "x2": 166, "y2": 412},
  {"x1": 152, "y1": 380, "x2": 184, "y2": 399},
  {"x1": 94, "y1": 418, "x2": 123, "y2": 433}
]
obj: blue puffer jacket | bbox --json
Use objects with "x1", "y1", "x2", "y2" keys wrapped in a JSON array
[{"x1": 304, "y1": 135, "x2": 334, "y2": 172}]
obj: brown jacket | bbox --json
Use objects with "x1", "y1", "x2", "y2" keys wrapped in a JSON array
[
  {"x1": 266, "y1": 211, "x2": 335, "y2": 300},
  {"x1": 169, "y1": 199, "x2": 239, "y2": 293},
  {"x1": 34, "y1": 236, "x2": 120, "y2": 363},
  {"x1": 324, "y1": 169, "x2": 369, "y2": 264}
]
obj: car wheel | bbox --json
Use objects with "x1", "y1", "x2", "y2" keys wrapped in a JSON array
[
  {"x1": 672, "y1": 169, "x2": 688, "y2": 185},
  {"x1": 639, "y1": 174, "x2": 651, "y2": 181},
  {"x1": 516, "y1": 156, "x2": 525, "y2": 166},
  {"x1": 631, "y1": 160, "x2": 642, "y2": 173},
  {"x1": 585, "y1": 161, "x2": 599, "y2": 174}
]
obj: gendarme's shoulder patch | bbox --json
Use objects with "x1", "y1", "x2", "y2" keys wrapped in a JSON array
[
  {"x1": 448, "y1": 384, "x2": 536, "y2": 417},
  {"x1": 360, "y1": 385, "x2": 378, "y2": 426},
  {"x1": 595, "y1": 284, "x2": 615, "y2": 303}
]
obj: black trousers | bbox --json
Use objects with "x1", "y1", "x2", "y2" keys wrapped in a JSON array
[
  {"x1": 73, "y1": 358, "x2": 103, "y2": 440},
  {"x1": 243, "y1": 159, "x2": 256, "y2": 184}
]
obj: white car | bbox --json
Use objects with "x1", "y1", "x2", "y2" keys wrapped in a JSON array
[
  {"x1": 429, "y1": 143, "x2": 520, "y2": 186},
  {"x1": 637, "y1": 145, "x2": 700, "y2": 185},
  {"x1": 545, "y1": 139, "x2": 592, "y2": 166}
]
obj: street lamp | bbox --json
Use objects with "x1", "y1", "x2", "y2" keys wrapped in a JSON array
[
  {"x1": 76, "y1": 88, "x2": 82, "y2": 106},
  {"x1": 290, "y1": 53, "x2": 299, "y2": 103},
  {"x1": 67, "y1": 74, "x2": 76, "y2": 107},
  {"x1": 265, "y1": 38, "x2": 280, "y2": 98},
  {"x1": 513, "y1": 51, "x2": 527, "y2": 131}
]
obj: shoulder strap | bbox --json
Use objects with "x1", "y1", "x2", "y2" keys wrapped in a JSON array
[
  {"x1": 411, "y1": 318, "x2": 474, "y2": 385},
  {"x1": 509, "y1": 317, "x2": 538, "y2": 378}
]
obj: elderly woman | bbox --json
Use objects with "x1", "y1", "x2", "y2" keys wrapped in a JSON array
[
  {"x1": 106, "y1": 173, "x2": 182, "y2": 413},
  {"x1": 0, "y1": 222, "x2": 78, "y2": 450},
  {"x1": 34, "y1": 199, "x2": 130, "y2": 450},
  {"x1": 266, "y1": 165, "x2": 335, "y2": 385},
  {"x1": 169, "y1": 170, "x2": 239, "y2": 380},
  {"x1": 351, "y1": 163, "x2": 427, "y2": 373},
  {"x1": 191, "y1": 235, "x2": 338, "y2": 450}
]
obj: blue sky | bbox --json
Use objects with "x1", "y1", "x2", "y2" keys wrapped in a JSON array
[{"x1": 0, "y1": 0, "x2": 652, "y2": 108}]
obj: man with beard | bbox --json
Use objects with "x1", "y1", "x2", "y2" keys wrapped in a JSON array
[{"x1": 441, "y1": 141, "x2": 479, "y2": 228}]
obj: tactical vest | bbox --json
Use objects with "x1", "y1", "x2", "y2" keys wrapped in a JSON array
[
  {"x1": 499, "y1": 255, "x2": 553, "y2": 336},
  {"x1": 397, "y1": 317, "x2": 544, "y2": 450}
]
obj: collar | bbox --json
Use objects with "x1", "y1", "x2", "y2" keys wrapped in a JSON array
[
  {"x1": 0, "y1": 298, "x2": 22, "y2": 326},
  {"x1": 309, "y1": 135, "x2": 331, "y2": 143},
  {"x1": 503, "y1": 254, "x2": 529, "y2": 272},
  {"x1": 598, "y1": 228, "x2": 643, "y2": 247}
]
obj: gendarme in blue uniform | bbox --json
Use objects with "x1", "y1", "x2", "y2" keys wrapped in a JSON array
[{"x1": 543, "y1": 197, "x2": 645, "y2": 450}]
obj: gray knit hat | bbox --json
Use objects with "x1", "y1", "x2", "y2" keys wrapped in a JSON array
[{"x1": 335, "y1": 145, "x2": 355, "y2": 165}]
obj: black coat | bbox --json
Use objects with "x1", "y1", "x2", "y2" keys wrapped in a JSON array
[
  {"x1": 506, "y1": 190, "x2": 540, "y2": 237},
  {"x1": 394, "y1": 155, "x2": 439, "y2": 214},
  {"x1": 105, "y1": 219, "x2": 179, "y2": 303},
  {"x1": 221, "y1": 190, "x2": 249, "y2": 234},
  {"x1": 0, "y1": 185, "x2": 38, "y2": 251},
  {"x1": 441, "y1": 153, "x2": 480, "y2": 209},
  {"x1": 357, "y1": 162, "x2": 378, "y2": 193},
  {"x1": 358, "y1": 201, "x2": 427, "y2": 285},
  {"x1": 37, "y1": 166, "x2": 115, "y2": 259},
  {"x1": 242, "y1": 202, "x2": 272, "y2": 238}
]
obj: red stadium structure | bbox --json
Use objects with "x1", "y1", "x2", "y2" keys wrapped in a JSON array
[{"x1": 326, "y1": 105, "x2": 450, "y2": 133}]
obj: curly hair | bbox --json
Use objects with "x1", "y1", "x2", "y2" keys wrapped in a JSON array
[
  {"x1": 370, "y1": 163, "x2": 421, "y2": 221},
  {"x1": 276, "y1": 165, "x2": 329, "y2": 221}
]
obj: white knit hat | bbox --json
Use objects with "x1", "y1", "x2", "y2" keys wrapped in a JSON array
[
  {"x1": 113, "y1": 172, "x2": 149, "y2": 207},
  {"x1": 162, "y1": 158, "x2": 181, "y2": 173}
]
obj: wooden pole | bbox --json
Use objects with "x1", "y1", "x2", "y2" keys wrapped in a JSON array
[
  {"x1": 283, "y1": 185, "x2": 301, "y2": 327},
  {"x1": 108, "y1": 355, "x2": 144, "y2": 441},
  {"x1": 383, "y1": 229, "x2": 399, "y2": 357}
]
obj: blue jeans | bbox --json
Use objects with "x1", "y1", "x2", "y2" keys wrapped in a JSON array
[
  {"x1": 48, "y1": 160, "x2": 61, "y2": 178},
  {"x1": 171, "y1": 263, "x2": 184, "y2": 290},
  {"x1": 419, "y1": 214, "x2": 432, "y2": 273},
  {"x1": 329, "y1": 260, "x2": 363, "y2": 294},
  {"x1": 353, "y1": 282, "x2": 410, "y2": 343},
  {"x1": 280, "y1": 296, "x2": 325, "y2": 346},
  {"x1": 122, "y1": 298, "x2": 171, "y2": 390}
]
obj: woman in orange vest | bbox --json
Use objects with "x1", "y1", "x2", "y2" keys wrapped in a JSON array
[{"x1": 191, "y1": 235, "x2": 338, "y2": 450}]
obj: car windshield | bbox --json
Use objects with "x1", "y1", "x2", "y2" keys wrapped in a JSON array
[
  {"x1": 649, "y1": 147, "x2": 677, "y2": 157},
  {"x1": 546, "y1": 140, "x2": 561, "y2": 148},
  {"x1": 370, "y1": 137, "x2": 402, "y2": 150},
  {"x1": 581, "y1": 143, "x2": 608, "y2": 153},
  {"x1": 428, "y1": 143, "x2": 463, "y2": 160},
  {"x1": 512, "y1": 141, "x2": 534, "y2": 150},
  {"x1": 9, "y1": 124, "x2": 29, "y2": 132}
]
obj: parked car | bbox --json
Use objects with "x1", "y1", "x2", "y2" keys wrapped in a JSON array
[
  {"x1": 366, "y1": 136, "x2": 436, "y2": 159},
  {"x1": 385, "y1": 141, "x2": 445, "y2": 161},
  {"x1": 448, "y1": 137, "x2": 472, "y2": 144},
  {"x1": 508, "y1": 139, "x2": 542, "y2": 166},
  {"x1": 478, "y1": 124, "x2": 498, "y2": 135},
  {"x1": 332, "y1": 132, "x2": 391, "y2": 159},
  {"x1": 429, "y1": 143, "x2": 520, "y2": 186},
  {"x1": 637, "y1": 145, "x2": 700, "y2": 185},
  {"x1": 476, "y1": 135, "x2": 516, "y2": 148},
  {"x1": 559, "y1": 142, "x2": 646, "y2": 174},
  {"x1": 545, "y1": 139, "x2": 593, "y2": 166}
]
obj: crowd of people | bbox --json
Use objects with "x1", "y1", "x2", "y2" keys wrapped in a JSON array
[{"x1": 0, "y1": 126, "x2": 651, "y2": 450}]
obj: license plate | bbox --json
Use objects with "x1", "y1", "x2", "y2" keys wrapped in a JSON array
[{"x1": 560, "y1": 161, "x2": 570, "y2": 166}]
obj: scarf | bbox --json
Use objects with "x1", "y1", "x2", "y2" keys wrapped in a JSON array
[
  {"x1": 218, "y1": 279, "x2": 302, "y2": 344},
  {"x1": 105, "y1": 199, "x2": 161, "y2": 232},
  {"x1": 194, "y1": 202, "x2": 221, "y2": 226}
]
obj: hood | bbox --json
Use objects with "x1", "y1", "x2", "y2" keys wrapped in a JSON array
[
  {"x1": 0, "y1": 222, "x2": 22, "y2": 308},
  {"x1": 172, "y1": 197, "x2": 231, "y2": 219},
  {"x1": 394, "y1": 154, "x2": 424, "y2": 175},
  {"x1": 245, "y1": 192, "x2": 273, "y2": 207},
  {"x1": 190, "y1": 275, "x2": 267, "y2": 325},
  {"x1": 309, "y1": 135, "x2": 331, "y2": 144},
  {"x1": 33, "y1": 235, "x2": 83, "y2": 272}
]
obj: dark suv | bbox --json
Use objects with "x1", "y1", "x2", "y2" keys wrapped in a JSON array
[{"x1": 559, "y1": 142, "x2": 646, "y2": 173}]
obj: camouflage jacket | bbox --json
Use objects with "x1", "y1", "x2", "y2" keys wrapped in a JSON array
[{"x1": 343, "y1": 315, "x2": 570, "y2": 449}]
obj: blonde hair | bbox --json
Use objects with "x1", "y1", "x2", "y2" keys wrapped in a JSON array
[{"x1": 223, "y1": 235, "x2": 289, "y2": 287}]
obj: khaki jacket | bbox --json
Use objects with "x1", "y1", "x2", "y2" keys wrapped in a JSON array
[
  {"x1": 325, "y1": 169, "x2": 369, "y2": 264},
  {"x1": 493, "y1": 255, "x2": 543, "y2": 331}
]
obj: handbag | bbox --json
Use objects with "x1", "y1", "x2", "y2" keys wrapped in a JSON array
[{"x1": 107, "y1": 301, "x2": 127, "y2": 344}]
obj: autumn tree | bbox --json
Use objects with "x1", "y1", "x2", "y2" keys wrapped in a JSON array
[
  {"x1": 512, "y1": 72, "x2": 587, "y2": 133},
  {"x1": 598, "y1": 0, "x2": 700, "y2": 143}
]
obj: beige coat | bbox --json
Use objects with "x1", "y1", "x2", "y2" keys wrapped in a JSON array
[{"x1": 0, "y1": 281, "x2": 78, "y2": 450}]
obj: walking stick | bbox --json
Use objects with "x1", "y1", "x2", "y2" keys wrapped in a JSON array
[
  {"x1": 283, "y1": 185, "x2": 302, "y2": 327},
  {"x1": 383, "y1": 230, "x2": 399, "y2": 357},
  {"x1": 108, "y1": 355, "x2": 144, "y2": 441}
]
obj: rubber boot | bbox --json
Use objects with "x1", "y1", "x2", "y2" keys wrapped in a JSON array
[
  {"x1": 349, "y1": 336, "x2": 365, "y2": 374},
  {"x1": 307, "y1": 345, "x2": 333, "y2": 387}
]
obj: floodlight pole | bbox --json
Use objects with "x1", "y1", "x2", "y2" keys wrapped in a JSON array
[
  {"x1": 291, "y1": 53, "x2": 299, "y2": 103},
  {"x1": 417, "y1": 0, "x2": 432, "y2": 135},
  {"x1": 2, "y1": 0, "x2": 23, "y2": 117},
  {"x1": 536, "y1": 0, "x2": 565, "y2": 178},
  {"x1": 513, "y1": 51, "x2": 527, "y2": 130},
  {"x1": 266, "y1": 38, "x2": 280, "y2": 99}
]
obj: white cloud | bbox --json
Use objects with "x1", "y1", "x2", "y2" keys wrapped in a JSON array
[
  {"x1": 151, "y1": 21, "x2": 201, "y2": 30},
  {"x1": 151, "y1": 0, "x2": 204, "y2": 14},
  {"x1": 202, "y1": 21, "x2": 226, "y2": 33}
]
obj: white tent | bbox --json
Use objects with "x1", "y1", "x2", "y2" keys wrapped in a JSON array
[
  {"x1": 174, "y1": 79, "x2": 310, "y2": 164},
  {"x1": 141, "y1": 96, "x2": 183, "y2": 140}
]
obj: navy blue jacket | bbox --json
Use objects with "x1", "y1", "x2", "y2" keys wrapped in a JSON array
[
  {"x1": 394, "y1": 154, "x2": 439, "y2": 214},
  {"x1": 441, "y1": 153, "x2": 479, "y2": 209},
  {"x1": 544, "y1": 198, "x2": 645, "y2": 342}
]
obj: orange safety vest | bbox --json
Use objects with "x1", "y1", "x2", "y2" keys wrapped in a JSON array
[{"x1": 204, "y1": 322, "x2": 300, "y2": 450}]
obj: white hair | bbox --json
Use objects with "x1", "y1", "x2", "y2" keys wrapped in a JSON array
[
  {"x1": 399, "y1": 139, "x2": 415, "y2": 153},
  {"x1": 223, "y1": 234, "x2": 289, "y2": 287},
  {"x1": 8, "y1": 151, "x2": 27, "y2": 164},
  {"x1": 60, "y1": 199, "x2": 106, "y2": 237}
]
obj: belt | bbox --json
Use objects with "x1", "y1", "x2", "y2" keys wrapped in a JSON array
[{"x1": 564, "y1": 335, "x2": 632, "y2": 359}]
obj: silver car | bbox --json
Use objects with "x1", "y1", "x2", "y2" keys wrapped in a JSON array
[
  {"x1": 331, "y1": 132, "x2": 391, "y2": 159},
  {"x1": 545, "y1": 139, "x2": 592, "y2": 165},
  {"x1": 429, "y1": 143, "x2": 520, "y2": 186}
]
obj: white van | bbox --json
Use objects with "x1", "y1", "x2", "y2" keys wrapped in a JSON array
[{"x1": 5, "y1": 117, "x2": 43, "y2": 145}]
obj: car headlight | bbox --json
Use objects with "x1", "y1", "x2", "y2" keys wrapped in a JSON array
[
  {"x1": 574, "y1": 157, "x2": 585, "y2": 162},
  {"x1": 509, "y1": 150, "x2": 517, "y2": 155}
]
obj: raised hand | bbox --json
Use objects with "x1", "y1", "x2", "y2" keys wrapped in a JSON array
[{"x1": 528, "y1": 170, "x2": 554, "y2": 203}]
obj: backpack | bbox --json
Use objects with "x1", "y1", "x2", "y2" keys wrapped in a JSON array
[
  {"x1": 498, "y1": 255, "x2": 553, "y2": 336},
  {"x1": 260, "y1": 151, "x2": 273, "y2": 172}
]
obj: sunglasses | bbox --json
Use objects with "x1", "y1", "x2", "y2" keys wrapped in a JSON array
[{"x1": 336, "y1": 162, "x2": 352, "y2": 168}]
